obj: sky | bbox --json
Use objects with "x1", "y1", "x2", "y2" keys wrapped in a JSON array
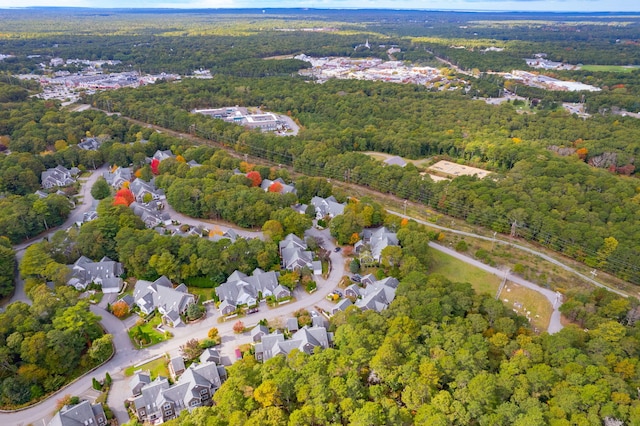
[{"x1": 0, "y1": 0, "x2": 637, "y2": 13}]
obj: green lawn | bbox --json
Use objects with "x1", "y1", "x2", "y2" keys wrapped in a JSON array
[
  {"x1": 188, "y1": 286, "x2": 216, "y2": 305},
  {"x1": 580, "y1": 64, "x2": 639, "y2": 73},
  {"x1": 128, "y1": 315, "x2": 170, "y2": 348},
  {"x1": 501, "y1": 282, "x2": 552, "y2": 333},
  {"x1": 429, "y1": 249, "x2": 553, "y2": 332},
  {"x1": 429, "y1": 249, "x2": 502, "y2": 295},
  {"x1": 124, "y1": 356, "x2": 170, "y2": 379}
]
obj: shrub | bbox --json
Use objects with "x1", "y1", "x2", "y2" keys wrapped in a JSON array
[
  {"x1": 455, "y1": 240, "x2": 468, "y2": 252},
  {"x1": 233, "y1": 321, "x2": 245, "y2": 334}
]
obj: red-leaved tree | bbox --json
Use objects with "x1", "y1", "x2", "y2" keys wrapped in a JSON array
[
  {"x1": 114, "y1": 188, "x2": 135, "y2": 206},
  {"x1": 150, "y1": 158, "x2": 160, "y2": 175},
  {"x1": 247, "y1": 171, "x2": 262, "y2": 187},
  {"x1": 268, "y1": 181, "x2": 283, "y2": 193}
]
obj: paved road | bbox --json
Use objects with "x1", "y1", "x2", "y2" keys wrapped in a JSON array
[
  {"x1": 162, "y1": 202, "x2": 263, "y2": 240},
  {"x1": 429, "y1": 243, "x2": 563, "y2": 334},
  {"x1": 0, "y1": 222, "x2": 346, "y2": 425},
  {"x1": 3, "y1": 164, "x2": 108, "y2": 307},
  {"x1": 388, "y1": 209, "x2": 628, "y2": 298},
  {"x1": 1, "y1": 166, "x2": 583, "y2": 423}
]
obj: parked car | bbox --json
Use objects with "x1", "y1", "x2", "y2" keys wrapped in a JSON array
[
  {"x1": 334, "y1": 247, "x2": 341, "y2": 252},
  {"x1": 352, "y1": 274, "x2": 362, "y2": 282},
  {"x1": 247, "y1": 307, "x2": 259, "y2": 314},
  {"x1": 309, "y1": 310, "x2": 319, "y2": 318}
]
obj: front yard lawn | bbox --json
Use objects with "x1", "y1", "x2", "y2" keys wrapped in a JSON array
[
  {"x1": 128, "y1": 315, "x2": 171, "y2": 349},
  {"x1": 124, "y1": 356, "x2": 170, "y2": 379},
  {"x1": 188, "y1": 286, "x2": 215, "y2": 305}
]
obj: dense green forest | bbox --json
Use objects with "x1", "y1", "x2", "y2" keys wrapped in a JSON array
[
  {"x1": 166, "y1": 274, "x2": 640, "y2": 425},
  {"x1": 0, "y1": 284, "x2": 110, "y2": 408},
  {"x1": 1, "y1": 8, "x2": 640, "y2": 424},
  {"x1": 89, "y1": 76, "x2": 640, "y2": 283}
]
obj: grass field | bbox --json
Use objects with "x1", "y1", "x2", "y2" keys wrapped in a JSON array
[
  {"x1": 500, "y1": 282, "x2": 552, "y2": 333},
  {"x1": 429, "y1": 249, "x2": 501, "y2": 296},
  {"x1": 429, "y1": 249, "x2": 553, "y2": 332},
  {"x1": 580, "y1": 65, "x2": 640, "y2": 73},
  {"x1": 128, "y1": 315, "x2": 170, "y2": 349},
  {"x1": 124, "y1": 357, "x2": 170, "y2": 378},
  {"x1": 188, "y1": 286, "x2": 216, "y2": 305}
]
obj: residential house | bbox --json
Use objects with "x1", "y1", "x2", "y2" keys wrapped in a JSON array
[
  {"x1": 279, "y1": 234, "x2": 322, "y2": 275},
  {"x1": 260, "y1": 177, "x2": 296, "y2": 195},
  {"x1": 78, "y1": 137, "x2": 102, "y2": 151},
  {"x1": 215, "y1": 269, "x2": 288, "y2": 315},
  {"x1": 130, "y1": 370, "x2": 151, "y2": 397},
  {"x1": 310, "y1": 196, "x2": 346, "y2": 220},
  {"x1": 103, "y1": 166, "x2": 132, "y2": 188},
  {"x1": 255, "y1": 325, "x2": 333, "y2": 362},
  {"x1": 48, "y1": 399, "x2": 107, "y2": 426},
  {"x1": 131, "y1": 361, "x2": 225, "y2": 424},
  {"x1": 199, "y1": 348, "x2": 222, "y2": 365},
  {"x1": 83, "y1": 209, "x2": 98, "y2": 223},
  {"x1": 354, "y1": 226, "x2": 399, "y2": 264},
  {"x1": 66, "y1": 255, "x2": 124, "y2": 293},
  {"x1": 129, "y1": 178, "x2": 165, "y2": 203},
  {"x1": 133, "y1": 276, "x2": 195, "y2": 326},
  {"x1": 130, "y1": 201, "x2": 171, "y2": 228},
  {"x1": 355, "y1": 277, "x2": 399, "y2": 313},
  {"x1": 169, "y1": 356, "x2": 186, "y2": 379},
  {"x1": 344, "y1": 284, "x2": 362, "y2": 299},
  {"x1": 331, "y1": 298, "x2": 353, "y2": 315},
  {"x1": 152, "y1": 149, "x2": 175, "y2": 162},
  {"x1": 41, "y1": 165, "x2": 79, "y2": 189},
  {"x1": 286, "y1": 318, "x2": 299, "y2": 333},
  {"x1": 251, "y1": 324, "x2": 269, "y2": 342},
  {"x1": 210, "y1": 228, "x2": 238, "y2": 243}
]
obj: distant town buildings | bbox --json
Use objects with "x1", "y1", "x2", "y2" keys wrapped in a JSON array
[
  {"x1": 193, "y1": 106, "x2": 291, "y2": 133},
  {"x1": 295, "y1": 54, "x2": 467, "y2": 90},
  {"x1": 504, "y1": 70, "x2": 600, "y2": 92}
]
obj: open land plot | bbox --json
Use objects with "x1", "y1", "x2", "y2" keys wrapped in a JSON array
[
  {"x1": 500, "y1": 282, "x2": 553, "y2": 332},
  {"x1": 580, "y1": 65, "x2": 640, "y2": 73},
  {"x1": 429, "y1": 249, "x2": 502, "y2": 295},
  {"x1": 428, "y1": 160, "x2": 491, "y2": 179},
  {"x1": 429, "y1": 249, "x2": 553, "y2": 331}
]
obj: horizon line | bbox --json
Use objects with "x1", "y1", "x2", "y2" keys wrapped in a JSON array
[{"x1": 1, "y1": 7, "x2": 639, "y2": 14}]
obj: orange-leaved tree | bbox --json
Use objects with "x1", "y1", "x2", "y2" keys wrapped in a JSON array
[
  {"x1": 268, "y1": 181, "x2": 283, "y2": 193},
  {"x1": 247, "y1": 171, "x2": 262, "y2": 187},
  {"x1": 114, "y1": 188, "x2": 135, "y2": 206}
]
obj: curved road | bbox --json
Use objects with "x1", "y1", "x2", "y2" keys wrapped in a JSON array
[
  {"x1": 388, "y1": 209, "x2": 628, "y2": 298},
  {"x1": 4, "y1": 164, "x2": 109, "y2": 307},
  {"x1": 0, "y1": 225, "x2": 346, "y2": 425},
  {"x1": 429, "y1": 243, "x2": 563, "y2": 334},
  {"x1": 2, "y1": 166, "x2": 581, "y2": 424}
]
